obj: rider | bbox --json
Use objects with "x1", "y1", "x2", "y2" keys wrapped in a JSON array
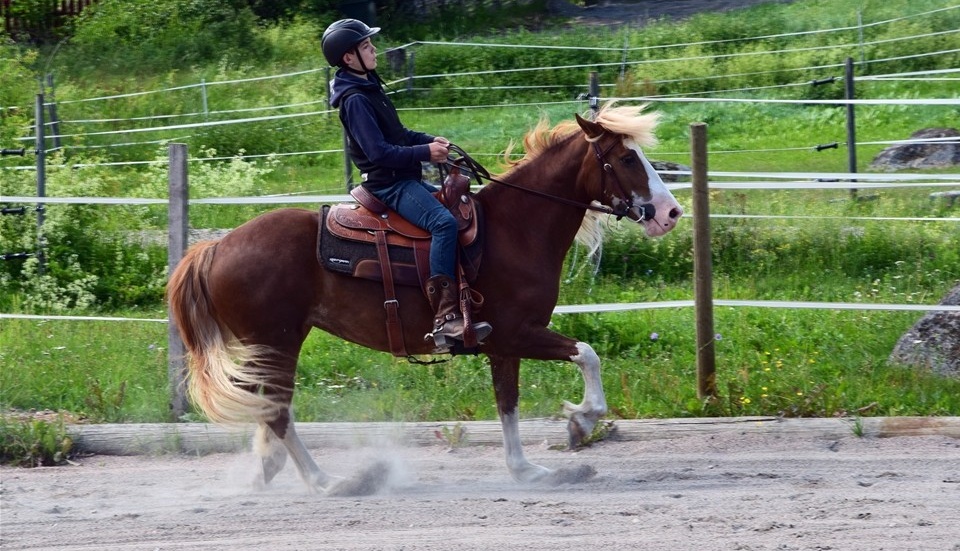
[{"x1": 322, "y1": 18, "x2": 491, "y2": 350}]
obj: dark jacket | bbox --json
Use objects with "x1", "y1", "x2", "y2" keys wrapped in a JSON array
[{"x1": 330, "y1": 69, "x2": 434, "y2": 189}]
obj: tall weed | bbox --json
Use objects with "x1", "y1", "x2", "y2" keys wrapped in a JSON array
[{"x1": 0, "y1": 417, "x2": 74, "y2": 467}]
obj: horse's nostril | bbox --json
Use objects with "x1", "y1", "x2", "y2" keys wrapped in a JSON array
[{"x1": 669, "y1": 207, "x2": 683, "y2": 219}]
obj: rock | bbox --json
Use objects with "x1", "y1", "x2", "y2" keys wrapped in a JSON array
[
  {"x1": 869, "y1": 128, "x2": 960, "y2": 171},
  {"x1": 889, "y1": 283, "x2": 960, "y2": 378},
  {"x1": 650, "y1": 160, "x2": 691, "y2": 182}
]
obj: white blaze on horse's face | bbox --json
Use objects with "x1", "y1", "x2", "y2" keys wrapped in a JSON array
[{"x1": 624, "y1": 138, "x2": 684, "y2": 237}]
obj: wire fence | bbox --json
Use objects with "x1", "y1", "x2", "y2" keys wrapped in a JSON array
[
  {"x1": 1, "y1": 2, "x2": 958, "y2": 156},
  {"x1": 2, "y1": 2, "x2": 959, "y2": 324}
]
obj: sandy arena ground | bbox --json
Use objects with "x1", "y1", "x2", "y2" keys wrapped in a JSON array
[{"x1": 3, "y1": 431, "x2": 959, "y2": 550}]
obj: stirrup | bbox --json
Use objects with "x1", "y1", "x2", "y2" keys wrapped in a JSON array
[
  {"x1": 429, "y1": 332, "x2": 456, "y2": 352},
  {"x1": 425, "y1": 321, "x2": 492, "y2": 352}
]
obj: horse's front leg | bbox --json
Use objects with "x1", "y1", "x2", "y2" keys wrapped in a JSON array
[
  {"x1": 489, "y1": 354, "x2": 552, "y2": 482},
  {"x1": 562, "y1": 342, "x2": 608, "y2": 448},
  {"x1": 488, "y1": 353, "x2": 597, "y2": 485}
]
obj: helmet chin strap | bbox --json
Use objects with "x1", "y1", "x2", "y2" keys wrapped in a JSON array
[
  {"x1": 344, "y1": 46, "x2": 374, "y2": 74},
  {"x1": 344, "y1": 47, "x2": 387, "y2": 87}
]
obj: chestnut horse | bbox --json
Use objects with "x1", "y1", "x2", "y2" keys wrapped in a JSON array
[{"x1": 167, "y1": 103, "x2": 683, "y2": 491}]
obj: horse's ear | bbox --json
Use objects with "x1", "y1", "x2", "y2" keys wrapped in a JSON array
[{"x1": 575, "y1": 113, "x2": 604, "y2": 140}]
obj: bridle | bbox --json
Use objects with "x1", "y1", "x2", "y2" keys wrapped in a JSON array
[
  {"x1": 443, "y1": 137, "x2": 655, "y2": 223},
  {"x1": 590, "y1": 137, "x2": 655, "y2": 222}
]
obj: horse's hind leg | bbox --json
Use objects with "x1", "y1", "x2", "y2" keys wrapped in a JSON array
[
  {"x1": 252, "y1": 422, "x2": 288, "y2": 489},
  {"x1": 266, "y1": 407, "x2": 341, "y2": 493}
]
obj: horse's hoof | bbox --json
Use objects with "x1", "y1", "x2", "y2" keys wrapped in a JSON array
[{"x1": 567, "y1": 416, "x2": 590, "y2": 449}]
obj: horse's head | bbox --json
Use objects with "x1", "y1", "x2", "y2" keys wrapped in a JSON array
[{"x1": 575, "y1": 107, "x2": 683, "y2": 237}]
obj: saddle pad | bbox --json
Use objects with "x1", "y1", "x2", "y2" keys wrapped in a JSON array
[
  {"x1": 318, "y1": 205, "x2": 424, "y2": 286},
  {"x1": 318, "y1": 202, "x2": 486, "y2": 285}
]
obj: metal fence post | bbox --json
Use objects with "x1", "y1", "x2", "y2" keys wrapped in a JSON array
[
  {"x1": 588, "y1": 71, "x2": 599, "y2": 119},
  {"x1": 34, "y1": 93, "x2": 46, "y2": 274},
  {"x1": 845, "y1": 57, "x2": 858, "y2": 199}
]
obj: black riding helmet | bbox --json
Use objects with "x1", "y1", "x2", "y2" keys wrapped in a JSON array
[{"x1": 321, "y1": 19, "x2": 380, "y2": 68}]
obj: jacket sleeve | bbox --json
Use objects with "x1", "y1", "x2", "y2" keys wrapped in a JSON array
[
  {"x1": 405, "y1": 129, "x2": 436, "y2": 146},
  {"x1": 342, "y1": 95, "x2": 432, "y2": 168}
]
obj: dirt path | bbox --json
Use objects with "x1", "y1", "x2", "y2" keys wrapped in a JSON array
[{"x1": 4, "y1": 431, "x2": 959, "y2": 550}]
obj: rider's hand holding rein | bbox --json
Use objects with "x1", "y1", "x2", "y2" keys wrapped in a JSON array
[{"x1": 429, "y1": 138, "x2": 450, "y2": 164}]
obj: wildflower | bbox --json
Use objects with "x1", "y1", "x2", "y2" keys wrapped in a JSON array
[
  {"x1": 650, "y1": 332, "x2": 659, "y2": 341},
  {"x1": 715, "y1": 333, "x2": 722, "y2": 341}
]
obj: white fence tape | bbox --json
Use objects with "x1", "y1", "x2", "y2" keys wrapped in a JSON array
[{"x1": 3, "y1": 299, "x2": 959, "y2": 323}]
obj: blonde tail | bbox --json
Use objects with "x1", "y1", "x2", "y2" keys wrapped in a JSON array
[{"x1": 166, "y1": 241, "x2": 282, "y2": 423}]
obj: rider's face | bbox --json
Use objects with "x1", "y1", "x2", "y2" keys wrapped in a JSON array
[{"x1": 344, "y1": 38, "x2": 377, "y2": 72}]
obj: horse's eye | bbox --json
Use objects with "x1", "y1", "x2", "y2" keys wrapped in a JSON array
[{"x1": 620, "y1": 151, "x2": 639, "y2": 165}]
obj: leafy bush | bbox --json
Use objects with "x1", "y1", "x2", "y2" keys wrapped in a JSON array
[
  {"x1": 0, "y1": 45, "x2": 36, "y2": 144},
  {"x1": 0, "y1": 151, "x2": 166, "y2": 311},
  {"x1": 66, "y1": 0, "x2": 270, "y2": 75},
  {"x1": 0, "y1": 148, "x2": 276, "y2": 312}
]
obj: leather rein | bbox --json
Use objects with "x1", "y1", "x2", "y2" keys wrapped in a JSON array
[{"x1": 442, "y1": 140, "x2": 654, "y2": 223}]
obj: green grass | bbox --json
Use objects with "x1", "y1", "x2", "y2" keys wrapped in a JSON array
[
  {"x1": 1, "y1": 317, "x2": 170, "y2": 422},
  {"x1": 4, "y1": 305, "x2": 958, "y2": 424},
  {"x1": 1, "y1": 0, "x2": 958, "y2": 425}
]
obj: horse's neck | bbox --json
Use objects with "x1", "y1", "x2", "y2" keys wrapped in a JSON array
[{"x1": 481, "y1": 138, "x2": 589, "y2": 262}]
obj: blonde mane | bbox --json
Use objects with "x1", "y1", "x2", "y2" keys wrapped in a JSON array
[
  {"x1": 501, "y1": 102, "x2": 659, "y2": 169},
  {"x1": 498, "y1": 102, "x2": 660, "y2": 262}
]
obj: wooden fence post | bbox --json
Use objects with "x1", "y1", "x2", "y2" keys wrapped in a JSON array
[
  {"x1": 167, "y1": 143, "x2": 189, "y2": 420},
  {"x1": 691, "y1": 122, "x2": 718, "y2": 402}
]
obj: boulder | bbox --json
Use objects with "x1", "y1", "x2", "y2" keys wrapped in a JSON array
[
  {"x1": 869, "y1": 128, "x2": 960, "y2": 171},
  {"x1": 889, "y1": 283, "x2": 960, "y2": 378},
  {"x1": 650, "y1": 160, "x2": 691, "y2": 182}
]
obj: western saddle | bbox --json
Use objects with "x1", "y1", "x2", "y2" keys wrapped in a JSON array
[{"x1": 319, "y1": 161, "x2": 485, "y2": 357}]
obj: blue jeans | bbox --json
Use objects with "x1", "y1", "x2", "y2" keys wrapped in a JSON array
[{"x1": 369, "y1": 180, "x2": 458, "y2": 280}]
